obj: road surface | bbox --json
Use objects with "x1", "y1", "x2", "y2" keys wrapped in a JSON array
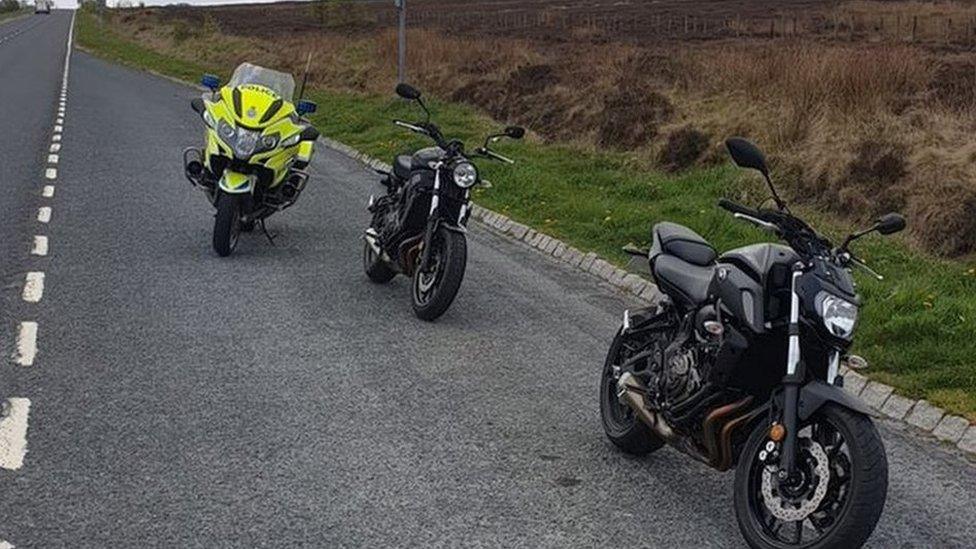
[{"x1": 0, "y1": 10, "x2": 974, "y2": 548}]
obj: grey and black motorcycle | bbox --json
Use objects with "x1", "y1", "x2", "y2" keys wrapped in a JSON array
[
  {"x1": 600, "y1": 138, "x2": 905, "y2": 548},
  {"x1": 363, "y1": 83, "x2": 524, "y2": 321}
]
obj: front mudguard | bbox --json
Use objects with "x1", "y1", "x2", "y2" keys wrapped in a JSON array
[
  {"x1": 418, "y1": 219, "x2": 466, "y2": 271},
  {"x1": 774, "y1": 379, "x2": 877, "y2": 421},
  {"x1": 218, "y1": 171, "x2": 255, "y2": 194}
]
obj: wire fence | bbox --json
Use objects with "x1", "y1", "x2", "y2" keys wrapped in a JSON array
[{"x1": 154, "y1": 1, "x2": 976, "y2": 47}]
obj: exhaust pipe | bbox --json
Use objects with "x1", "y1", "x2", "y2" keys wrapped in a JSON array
[{"x1": 616, "y1": 372, "x2": 674, "y2": 440}]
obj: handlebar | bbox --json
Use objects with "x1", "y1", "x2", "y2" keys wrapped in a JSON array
[
  {"x1": 474, "y1": 147, "x2": 514, "y2": 164},
  {"x1": 718, "y1": 198, "x2": 761, "y2": 219}
]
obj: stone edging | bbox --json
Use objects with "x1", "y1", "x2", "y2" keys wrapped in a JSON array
[{"x1": 320, "y1": 137, "x2": 976, "y2": 461}]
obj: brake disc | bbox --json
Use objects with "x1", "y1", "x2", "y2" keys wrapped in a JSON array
[{"x1": 760, "y1": 440, "x2": 831, "y2": 522}]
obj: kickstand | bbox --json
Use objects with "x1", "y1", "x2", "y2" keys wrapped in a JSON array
[{"x1": 260, "y1": 219, "x2": 277, "y2": 246}]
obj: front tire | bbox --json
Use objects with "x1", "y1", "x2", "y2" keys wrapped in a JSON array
[
  {"x1": 411, "y1": 227, "x2": 466, "y2": 321},
  {"x1": 213, "y1": 192, "x2": 242, "y2": 257},
  {"x1": 734, "y1": 404, "x2": 888, "y2": 549},
  {"x1": 599, "y1": 329, "x2": 666, "y2": 455}
]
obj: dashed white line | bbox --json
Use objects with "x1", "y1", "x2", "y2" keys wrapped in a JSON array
[
  {"x1": 31, "y1": 236, "x2": 48, "y2": 256},
  {"x1": 53, "y1": 125, "x2": 62, "y2": 133},
  {"x1": 12, "y1": 324, "x2": 37, "y2": 367},
  {"x1": 49, "y1": 143, "x2": 60, "y2": 153},
  {"x1": 45, "y1": 168, "x2": 56, "y2": 180},
  {"x1": 56, "y1": 117, "x2": 63, "y2": 124},
  {"x1": 37, "y1": 207, "x2": 51, "y2": 223},
  {"x1": 47, "y1": 154, "x2": 58, "y2": 164},
  {"x1": 51, "y1": 134, "x2": 61, "y2": 142},
  {"x1": 42, "y1": 185, "x2": 55, "y2": 198},
  {"x1": 0, "y1": 398, "x2": 32, "y2": 469},
  {"x1": 22, "y1": 272, "x2": 44, "y2": 303}
]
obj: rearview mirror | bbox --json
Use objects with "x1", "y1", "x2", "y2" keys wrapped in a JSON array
[
  {"x1": 190, "y1": 98, "x2": 205, "y2": 115},
  {"x1": 875, "y1": 213, "x2": 906, "y2": 235},
  {"x1": 201, "y1": 74, "x2": 220, "y2": 92},
  {"x1": 395, "y1": 83, "x2": 422, "y2": 100},
  {"x1": 725, "y1": 137, "x2": 769, "y2": 177},
  {"x1": 296, "y1": 100, "x2": 317, "y2": 116},
  {"x1": 505, "y1": 126, "x2": 525, "y2": 139}
]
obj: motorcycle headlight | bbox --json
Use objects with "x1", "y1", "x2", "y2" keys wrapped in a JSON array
[
  {"x1": 816, "y1": 292, "x2": 858, "y2": 339},
  {"x1": 452, "y1": 162, "x2": 478, "y2": 188},
  {"x1": 218, "y1": 119, "x2": 236, "y2": 140},
  {"x1": 232, "y1": 128, "x2": 259, "y2": 159},
  {"x1": 261, "y1": 134, "x2": 279, "y2": 150}
]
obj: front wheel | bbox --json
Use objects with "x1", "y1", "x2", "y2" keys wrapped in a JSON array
[
  {"x1": 213, "y1": 192, "x2": 242, "y2": 257},
  {"x1": 734, "y1": 404, "x2": 888, "y2": 549},
  {"x1": 411, "y1": 227, "x2": 467, "y2": 321}
]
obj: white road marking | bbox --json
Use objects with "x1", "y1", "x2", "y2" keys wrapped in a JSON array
[
  {"x1": 47, "y1": 154, "x2": 58, "y2": 164},
  {"x1": 45, "y1": 168, "x2": 56, "y2": 180},
  {"x1": 31, "y1": 236, "x2": 48, "y2": 256},
  {"x1": 42, "y1": 185, "x2": 55, "y2": 198},
  {"x1": 53, "y1": 125, "x2": 62, "y2": 133},
  {"x1": 52, "y1": 134, "x2": 61, "y2": 142},
  {"x1": 62, "y1": 11, "x2": 75, "y2": 90},
  {"x1": 49, "y1": 143, "x2": 60, "y2": 153},
  {"x1": 13, "y1": 323, "x2": 37, "y2": 366},
  {"x1": 0, "y1": 539, "x2": 14, "y2": 549},
  {"x1": 22, "y1": 272, "x2": 44, "y2": 303},
  {"x1": 0, "y1": 398, "x2": 32, "y2": 469},
  {"x1": 56, "y1": 117, "x2": 63, "y2": 124},
  {"x1": 37, "y1": 207, "x2": 51, "y2": 223}
]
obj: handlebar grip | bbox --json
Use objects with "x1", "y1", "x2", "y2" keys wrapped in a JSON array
[{"x1": 718, "y1": 198, "x2": 760, "y2": 218}]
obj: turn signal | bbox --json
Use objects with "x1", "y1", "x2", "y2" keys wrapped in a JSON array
[{"x1": 769, "y1": 423, "x2": 785, "y2": 442}]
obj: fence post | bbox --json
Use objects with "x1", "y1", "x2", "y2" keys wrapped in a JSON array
[{"x1": 396, "y1": 0, "x2": 406, "y2": 84}]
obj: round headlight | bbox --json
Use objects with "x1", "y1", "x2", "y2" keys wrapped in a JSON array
[
  {"x1": 261, "y1": 135, "x2": 279, "y2": 150},
  {"x1": 218, "y1": 119, "x2": 236, "y2": 140},
  {"x1": 452, "y1": 162, "x2": 478, "y2": 188},
  {"x1": 816, "y1": 292, "x2": 858, "y2": 339}
]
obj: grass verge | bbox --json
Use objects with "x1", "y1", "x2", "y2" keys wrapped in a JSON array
[
  {"x1": 76, "y1": 11, "x2": 976, "y2": 420},
  {"x1": 0, "y1": 8, "x2": 29, "y2": 24}
]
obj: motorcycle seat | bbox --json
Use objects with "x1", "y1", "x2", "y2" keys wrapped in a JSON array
[
  {"x1": 649, "y1": 222, "x2": 716, "y2": 267},
  {"x1": 653, "y1": 254, "x2": 714, "y2": 305}
]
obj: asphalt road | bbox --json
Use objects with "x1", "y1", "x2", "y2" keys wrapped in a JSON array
[{"x1": 1, "y1": 10, "x2": 975, "y2": 548}]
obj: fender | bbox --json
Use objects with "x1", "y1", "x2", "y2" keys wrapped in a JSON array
[
  {"x1": 418, "y1": 218, "x2": 467, "y2": 271},
  {"x1": 219, "y1": 171, "x2": 254, "y2": 194},
  {"x1": 793, "y1": 379, "x2": 877, "y2": 421}
]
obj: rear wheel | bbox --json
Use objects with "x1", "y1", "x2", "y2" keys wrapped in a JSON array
[
  {"x1": 411, "y1": 227, "x2": 466, "y2": 321},
  {"x1": 363, "y1": 237, "x2": 396, "y2": 283},
  {"x1": 213, "y1": 192, "x2": 242, "y2": 257},
  {"x1": 599, "y1": 329, "x2": 666, "y2": 455},
  {"x1": 734, "y1": 404, "x2": 888, "y2": 549}
]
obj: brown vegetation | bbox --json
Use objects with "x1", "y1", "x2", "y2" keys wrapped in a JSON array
[{"x1": 109, "y1": 1, "x2": 976, "y2": 257}]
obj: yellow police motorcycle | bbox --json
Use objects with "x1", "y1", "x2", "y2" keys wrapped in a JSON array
[{"x1": 184, "y1": 63, "x2": 320, "y2": 256}]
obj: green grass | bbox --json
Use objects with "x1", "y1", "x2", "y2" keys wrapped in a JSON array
[
  {"x1": 76, "y1": 12, "x2": 976, "y2": 420},
  {"x1": 0, "y1": 7, "x2": 29, "y2": 24}
]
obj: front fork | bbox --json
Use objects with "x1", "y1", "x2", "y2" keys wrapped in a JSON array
[
  {"x1": 418, "y1": 167, "x2": 469, "y2": 272},
  {"x1": 779, "y1": 266, "x2": 805, "y2": 476}
]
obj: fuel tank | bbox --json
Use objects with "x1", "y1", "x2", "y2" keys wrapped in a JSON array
[{"x1": 710, "y1": 243, "x2": 799, "y2": 333}]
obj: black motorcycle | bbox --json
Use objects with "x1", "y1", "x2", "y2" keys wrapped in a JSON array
[
  {"x1": 363, "y1": 83, "x2": 524, "y2": 320},
  {"x1": 600, "y1": 138, "x2": 905, "y2": 548}
]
